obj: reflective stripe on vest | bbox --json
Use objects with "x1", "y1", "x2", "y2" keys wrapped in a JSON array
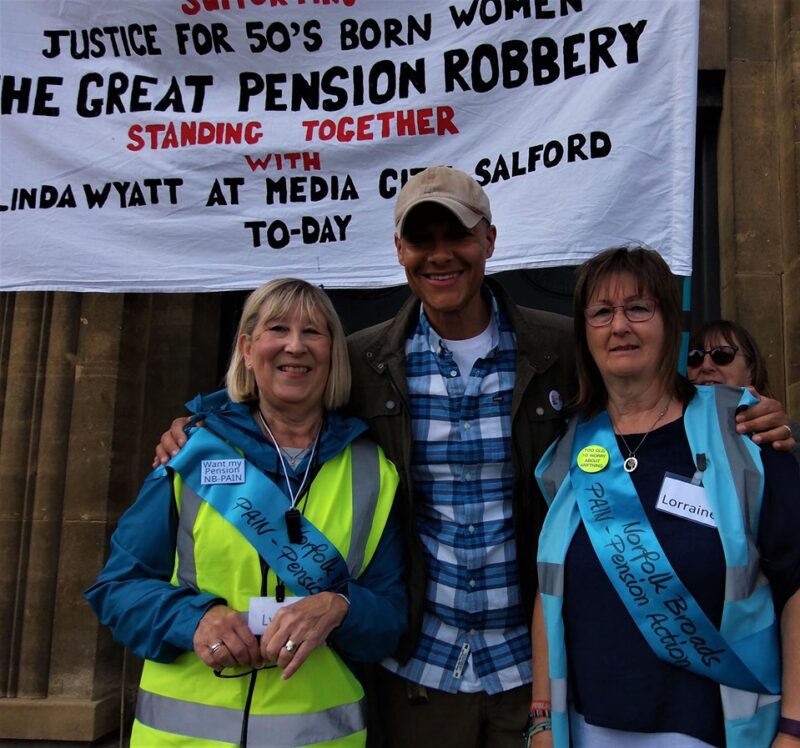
[
  {"x1": 175, "y1": 436, "x2": 383, "y2": 590},
  {"x1": 345, "y1": 437, "x2": 379, "y2": 575},
  {"x1": 687, "y1": 387, "x2": 767, "y2": 602},
  {"x1": 176, "y1": 480, "x2": 202, "y2": 589},
  {"x1": 136, "y1": 688, "x2": 365, "y2": 747}
]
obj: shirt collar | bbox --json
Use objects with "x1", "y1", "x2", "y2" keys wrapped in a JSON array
[{"x1": 417, "y1": 286, "x2": 501, "y2": 356}]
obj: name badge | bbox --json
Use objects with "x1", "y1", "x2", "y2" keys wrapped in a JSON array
[
  {"x1": 248, "y1": 597, "x2": 294, "y2": 634},
  {"x1": 200, "y1": 459, "x2": 245, "y2": 485},
  {"x1": 656, "y1": 473, "x2": 717, "y2": 528}
]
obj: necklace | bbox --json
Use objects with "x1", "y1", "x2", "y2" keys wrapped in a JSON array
[
  {"x1": 280, "y1": 445, "x2": 310, "y2": 470},
  {"x1": 615, "y1": 399, "x2": 670, "y2": 473}
]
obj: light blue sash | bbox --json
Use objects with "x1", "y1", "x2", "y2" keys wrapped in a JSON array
[
  {"x1": 169, "y1": 428, "x2": 350, "y2": 596},
  {"x1": 570, "y1": 412, "x2": 779, "y2": 694}
]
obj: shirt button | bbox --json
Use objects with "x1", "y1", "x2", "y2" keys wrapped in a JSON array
[
  {"x1": 385, "y1": 400, "x2": 396, "y2": 410},
  {"x1": 463, "y1": 422, "x2": 471, "y2": 430},
  {"x1": 464, "y1": 472, "x2": 472, "y2": 481},
  {"x1": 536, "y1": 406, "x2": 544, "y2": 415},
  {"x1": 469, "y1": 579, "x2": 476, "y2": 588},
  {"x1": 468, "y1": 525, "x2": 475, "y2": 533},
  {"x1": 450, "y1": 370, "x2": 458, "y2": 377}
]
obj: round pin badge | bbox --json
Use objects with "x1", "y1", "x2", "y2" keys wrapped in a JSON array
[
  {"x1": 577, "y1": 445, "x2": 609, "y2": 473},
  {"x1": 548, "y1": 389, "x2": 563, "y2": 412}
]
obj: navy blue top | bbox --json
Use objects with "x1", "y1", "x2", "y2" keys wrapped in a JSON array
[{"x1": 563, "y1": 416, "x2": 800, "y2": 747}]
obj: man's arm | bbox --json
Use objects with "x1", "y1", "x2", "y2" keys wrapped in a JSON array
[
  {"x1": 153, "y1": 417, "x2": 191, "y2": 467},
  {"x1": 152, "y1": 389, "x2": 231, "y2": 466},
  {"x1": 735, "y1": 389, "x2": 796, "y2": 452}
]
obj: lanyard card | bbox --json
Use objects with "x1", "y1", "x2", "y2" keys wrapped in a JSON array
[
  {"x1": 248, "y1": 597, "x2": 294, "y2": 635},
  {"x1": 655, "y1": 472, "x2": 717, "y2": 528}
]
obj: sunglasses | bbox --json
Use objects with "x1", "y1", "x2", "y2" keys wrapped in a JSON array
[{"x1": 687, "y1": 345, "x2": 739, "y2": 368}]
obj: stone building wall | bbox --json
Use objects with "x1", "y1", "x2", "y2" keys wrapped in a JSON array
[
  {"x1": 0, "y1": 0, "x2": 798, "y2": 742},
  {"x1": 0, "y1": 293, "x2": 220, "y2": 742},
  {"x1": 706, "y1": 0, "x2": 800, "y2": 413}
]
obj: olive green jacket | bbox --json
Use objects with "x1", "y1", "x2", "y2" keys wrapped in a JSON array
[{"x1": 345, "y1": 278, "x2": 577, "y2": 662}]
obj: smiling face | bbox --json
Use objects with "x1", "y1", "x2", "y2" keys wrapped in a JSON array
[
  {"x1": 687, "y1": 331, "x2": 752, "y2": 387},
  {"x1": 585, "y1": 272, "x2": 666, "y2": 388},
  {"x1": 240, "y1": 302, "x2": 331, "y2": 418},
  {"x1": 395, "y1": 203, "x2": 496, "y2": 340}
]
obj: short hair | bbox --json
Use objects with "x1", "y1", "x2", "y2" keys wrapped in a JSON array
[
  {"x1": 226, "y1": 278, "x2": 351, "y2": 410},
  {"x1": 688, "y1": 319, "x2": 772, "y2": 396},
  {"x1": 573, "y1": 246, "x2": 694, "y2": 417}
]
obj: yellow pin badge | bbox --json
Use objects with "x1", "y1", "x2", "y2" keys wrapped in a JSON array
[{"x1": 577, "y1": 445, "x2": 609, "y2": 473}]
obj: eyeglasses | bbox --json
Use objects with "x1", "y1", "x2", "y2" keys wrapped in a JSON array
[
  {"x1": 584, "y1": 299, "x2": 658, "y2": 327},
  {"x1": 686, "y1": 345, "x2": 739, "y2": 368}
]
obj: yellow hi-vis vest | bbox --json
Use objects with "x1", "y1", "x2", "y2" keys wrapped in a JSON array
[{"x1": 132, "y1": 436, "x2": 398, "y2": 748}]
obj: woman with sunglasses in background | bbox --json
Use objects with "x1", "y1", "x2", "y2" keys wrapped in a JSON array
[{"x1": 687, "y1": 320, "x2": 799, "y2": 464}]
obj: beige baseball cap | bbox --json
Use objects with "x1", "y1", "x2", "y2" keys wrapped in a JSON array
[{"x1": 394, "y1": 166, "x2": 492, "y2": 236}]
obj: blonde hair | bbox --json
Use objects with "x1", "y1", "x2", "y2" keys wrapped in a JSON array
[{"x1": 226, "y1": 279, "x2": 351, "y2": 409}]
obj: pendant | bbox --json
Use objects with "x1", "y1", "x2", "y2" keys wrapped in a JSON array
[{"x1": 623, "y1": 456, "x2": 638, "y2": 473}]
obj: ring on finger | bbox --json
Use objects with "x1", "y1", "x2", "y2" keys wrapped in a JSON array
[
  {"x1": 284, "y1": 639, "x2": 297, "y2": 653},
  {"x1": 209, "y1": 641, "x2": 225, "y2": 655},
  {"x1": 783, "y1": 424, "x2": 793, "y2": 438}
]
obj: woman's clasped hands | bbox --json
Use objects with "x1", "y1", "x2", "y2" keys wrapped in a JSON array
[{"x1": 194, "y1": 592, "x2": 349, "y2": 679}]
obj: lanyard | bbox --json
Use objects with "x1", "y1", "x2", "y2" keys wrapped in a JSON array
[
  {"x1": 257, "y1": 409, "x2": 319, "y2": 544},
  {"x1": 257, "y1": 408, "x2": 319, "y2": 508}
]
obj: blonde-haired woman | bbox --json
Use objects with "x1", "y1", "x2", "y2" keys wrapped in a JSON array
[{"x1": 88, "y1": 278, "x2": 406, "y2": 747}]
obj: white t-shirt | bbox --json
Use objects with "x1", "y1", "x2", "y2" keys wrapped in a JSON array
[{"x1": 442, "y1": 316, "x2": 498, "y2": 383}]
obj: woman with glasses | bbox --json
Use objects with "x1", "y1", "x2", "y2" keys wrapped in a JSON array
[
  {"x1": 529, "y1": 247, "x2": 800, "y2": 747},
  {"x1": 86, "y1": 278, "x2": 406, "y2": 747},
  {"x1": 687, "y1": 320, "x2": 798, "y2": 465}
]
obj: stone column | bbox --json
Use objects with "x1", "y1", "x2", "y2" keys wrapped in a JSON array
[
  {"x1": 0, "y1": 291, "x2": 219, "y2": 742},
  {"x1": 715, "y1": 0, "x2": 800, "y2": 410},
  {"x1": 773, "y1": 0, "x2": 800, "y2": 415}
]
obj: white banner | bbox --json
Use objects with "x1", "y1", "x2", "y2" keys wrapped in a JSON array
[{"x1": 0, "y1": 0, "x2": 699, "y2": 292}]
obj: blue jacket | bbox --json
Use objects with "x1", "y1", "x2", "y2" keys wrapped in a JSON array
[{"x1": 86, "y1": 393, "x2": 407, "y2": 664}]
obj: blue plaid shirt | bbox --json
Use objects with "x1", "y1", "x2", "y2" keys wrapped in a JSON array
[{"x1": 383, "y1": 292, "x2": 532, "y2": 694}]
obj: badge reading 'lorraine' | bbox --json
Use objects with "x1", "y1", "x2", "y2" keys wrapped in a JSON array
[
  {"x1": 577, "y1": 445, "x2": 609, "y2": 473},
  {"x1": 201, "y1": 458, "x2": 245, "y2": 485}
]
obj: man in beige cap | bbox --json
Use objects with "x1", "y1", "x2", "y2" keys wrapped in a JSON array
[{"x1": 346, "y1": 165, "x2": 576, "y2": 746}]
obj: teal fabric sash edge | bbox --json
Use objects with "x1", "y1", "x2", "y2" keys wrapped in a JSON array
[
  {"x1": 169, "y1": 428, "x2": 350, "y2": 596},
  {"x1": 569, "y1": 411, "x2": 779, "y2": 694}
]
